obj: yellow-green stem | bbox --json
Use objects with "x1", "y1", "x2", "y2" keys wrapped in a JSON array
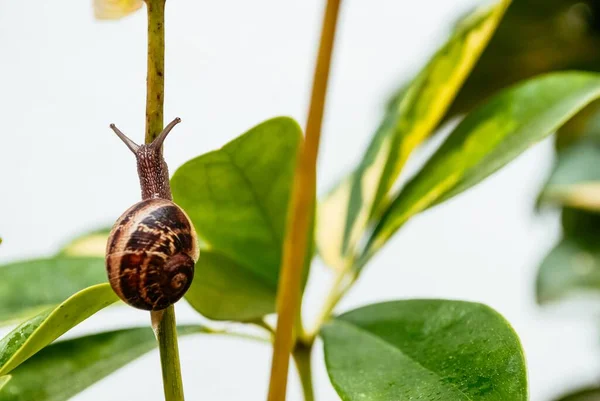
[
  {"x1": 152, "y1": 307, "x2": 185, "y2": 401},
  {"x1": 144, "y1": 0, "x2": 184, "y2": 400},
  {"x1": 145, "y1": 0, "x2": 165, "y2": 143},
  {"x1": 293, "y1": 344, "x2": 315, "y2": 401},
  {"x1": 266, "y1": 1, "x2": 342, "y2": 400}
]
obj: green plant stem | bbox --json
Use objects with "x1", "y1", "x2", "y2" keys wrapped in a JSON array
[
  {"x1": 266, "y1": 1, "x2": 342, "y2": 400},
  {"x1": 292, "y1": 344, "x2": 315, "y2": 401},
  {"x1": 305, "y1": 269, "x2": 356, "y2": 343},
  {"x1": 152, "y1": 307, "x2": 185, "y2": 401},
  {"x1": 144, "y1": 0, "x2": 184, "y2": 400},
  {"x1": 145, "y1": 0, "x2": 165, "y2": 143}
]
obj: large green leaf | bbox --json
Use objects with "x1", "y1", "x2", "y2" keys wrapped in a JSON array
[
  {"x1": 184, "y1": 251, "x2": 274, "y2": 321},
  {"x1": 171, "y1": 117, "x2": 303, "y2": 320},
  {"x1": 0, "y1": 326, "x2": 204, "y2": 401},
  {"x1": 0, "y1": 284, "x2": 118, "y2": 376},
  {"x1": 0, "y1": 257, "x2": 107, "y2": 326},
  {"x1": 316, "y1": 0, "x2": 509, "y2": 271},
  {"x1": 536, "y1": 208, "x2": 600, "y2": 304},
  {"x1": 554, "y1": 388, "x2": 600, "y2": 401},
  {"x1": 321, "y1": 300, "x2": 527, "y2": 401},
  {"x1": 364, "y1": 72, "x2": 600, "y2": 264},
  {"x1": 539, "y1": 141, "x2": 600, "y2": 211}
]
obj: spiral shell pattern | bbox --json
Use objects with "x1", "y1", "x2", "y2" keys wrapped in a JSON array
[{"x1": 106, "y1": 199, "x2": 199, "y2": 310}]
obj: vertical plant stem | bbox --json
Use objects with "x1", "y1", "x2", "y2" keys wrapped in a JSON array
[
  {"x1": 144, "y1": 1, "x2": 184, "y2": 400},
  {"x1": 293, "y1": 344, "x2": 315, "y2": 401},
  {"x1": 266, "y1": 1, "x2": 342, "y2": 400},
  {"x1": 152, "y1": 307, "x2": 185, "y2": 401},
  {"x1": 145, "y1": 0, "x2": 165, "y2": 143}
]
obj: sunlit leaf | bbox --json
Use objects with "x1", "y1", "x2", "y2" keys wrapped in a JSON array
[
  {"x1": 172, "y1": 117, "x2": 303, "y2": 321},
  {"x1": 0, "y1": 257, "x2": 106, "y2": 326},
  {"x1": 364, "y1": 72, "x2": 600, "y2": 265},
  {"x1": 0, "y1": 284, "x2": 118, "y2": 376},
  {"x1": 321, "y1": 300, "x2": 527, "y2": 401},
  {"x1": 94, "y1": 0, "x2": 143, "y2": 20},
  {"x1": 317, "y1": 0, "x2": 510, "y2": 271},
  {"x1": 0, "y1": 326, "x2": 205, "y2": 401}
]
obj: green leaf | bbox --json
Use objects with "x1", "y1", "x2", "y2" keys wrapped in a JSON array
[
  {"x1": 554, "y1": 388, "x2": 600, "y2": 401},
  {"x1": 0, "y1": 284, "x2": 118, "y2": 376},
  {"x1": 321, "y1": 300, "x2": 527, "y2": 401},
  {"x1": 171, "y1": 117, "x2": 303, "y2": 321},
  {"x1": 0, "y1": 326, "x2": 204, "y2": 401},
  {"x1": 539, "y1": 141, "x2": 600, "y2": 211},
  {"x1": 184, "y1": 251, "x2": 275, "y2": 321},
  {"x1": 365, "y1": 72, "x2": 600, "y2": 263},
  {"x1": 448, "y1": 0, "x2": 600, "y2": 118},
  {"x1": 317, "y1": 0, "x2": 509, "y2": 271},
  {"x1": 58, "y1": 227, "x2": 111, "y2": 257},
  {"x1": 0, "y1": 257, "x2": 107, "y2": 326},
  {"x1": 536, "y1": 209, "x2": 600, "y2": 304}
]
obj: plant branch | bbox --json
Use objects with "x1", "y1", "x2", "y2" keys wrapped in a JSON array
[
  {"x1": 293, "y1": 344, "x2": 315, "y2": 401},
  {"x1": 144, "y1": 1, "x2": 184, "y2": 400},
  {"x1": 305, "y1": 269, "x2": 356, "y2": 343},
  {"x1": 152, "y1": 307, "x2": 185, "y2": 401},
  {"x1": 266, "y1": 0, "x2": 342, "y2": 400},
  {"x1": 145, "y1": 0, "x2": 165, "y2": 143}
]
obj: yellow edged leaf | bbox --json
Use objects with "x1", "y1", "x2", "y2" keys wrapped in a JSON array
[
  {"x1": 316, "y1": 0, "x2": 510, "y2": 270},
  {"x1": 94, "y1": 0, "x2": 143, "y2": 20}
]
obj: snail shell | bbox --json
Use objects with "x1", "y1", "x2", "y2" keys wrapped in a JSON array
[{"x1": 106, "y1": 198, "x2": 199, "y2": 311}]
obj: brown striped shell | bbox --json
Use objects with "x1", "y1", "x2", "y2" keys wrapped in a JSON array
[{"x1": 106, "y1": 198, "x2": 199, "y2": 311}]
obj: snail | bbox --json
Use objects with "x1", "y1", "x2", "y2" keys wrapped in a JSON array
[{"x1": 105, "y1": 118, "x2": 199, "y2": 311}]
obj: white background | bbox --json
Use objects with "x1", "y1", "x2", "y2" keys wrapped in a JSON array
[{"x1": 0, "y1": 0, "x2": 598, "y2": 400}]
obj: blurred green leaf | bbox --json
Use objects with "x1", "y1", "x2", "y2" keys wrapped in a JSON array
[
  {"x1": 0, "y1": 284, "x2": 118, "y2": 376},
  {"x1": 317, "y1": 0, "x2": 509, "y2": 271},
  {"x1": 536, "y1": 237, "x2": 600, "y2": 304},
  {"x1": 171, "y1": 117, "x2": 303, "y2": 321},
  {"x1": 0, "y1": 257, "x2": 107, "y2": 326},
  {"x1": 321, "y1": 300, "x2": 527, "y2": 401},
  {"x1": 539, "y1": 141, "x2": 600, "y2": 211},
  {"x1": 556, "y1": 100, "x2": 600, "y2": 150},
  {"x1": 365, "y1": 72, "x2": 600, "y2": 265},
  {"x1": 0, "y1": 326, "x2": 205, "y2": 401},
  {"x1": 448, "y1": 0, "x2": 600, "y2": 118},
  {"x1": 58, "y1": 227, "x2": 111, "y2": 257},
  {"x1": 0, "y1": 377, "x2": 9, "y2": 391},
  {"x1": 184, "y1": 251, "x2": 275, "y2": 321},
  {"x1": 536, "y1": 208, "x2": 600, "y2": 304},
  {"x1": 443, "y1": 0, "x2": 600, "y2": 156},
  {"x1": 555, "y1": 388, "x2": 600, "y2": 401}
]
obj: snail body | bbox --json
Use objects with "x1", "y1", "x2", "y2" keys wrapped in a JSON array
[{"x1": 105, "y1": 118, "x2": 199, "y2": 311}]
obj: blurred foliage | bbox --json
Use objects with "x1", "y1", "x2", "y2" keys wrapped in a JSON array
[
  {"x1": 449, "y1": 0, "x2": 600, "y2": 117},
  {"x1": 555, "y1": 387, "x2": 600, "y2": 400}
]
